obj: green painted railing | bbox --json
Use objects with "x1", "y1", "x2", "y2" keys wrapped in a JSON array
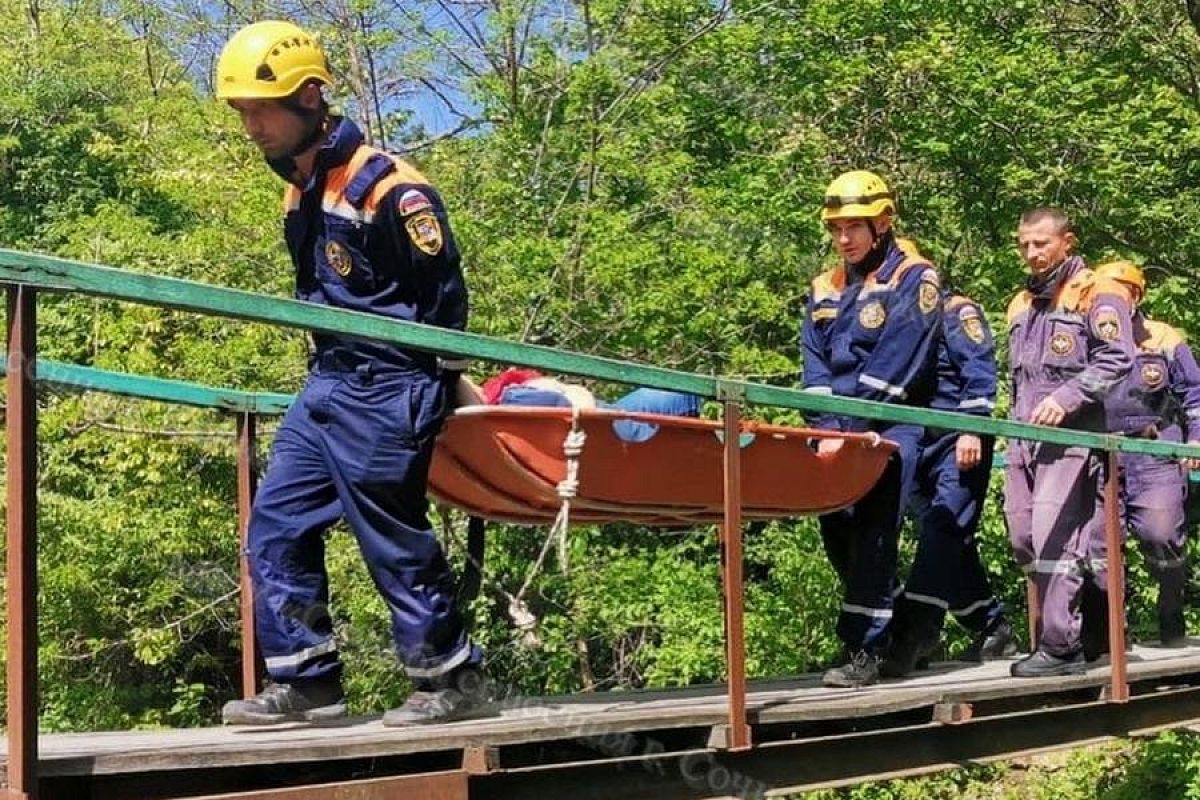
[{"x1": 2, "y1": 247, "x2": 1200, "y2": 461}]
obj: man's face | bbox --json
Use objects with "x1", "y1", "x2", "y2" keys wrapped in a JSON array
[
  {"x1": 228, "y1": 98, "x2": 307, "y2": 160},
  {"x1": 1016, "y1": 218, "x2": 1075, "y2": 275},
  {"x1": 826, "y1": 213, "x2": 890, "y2": 264}
]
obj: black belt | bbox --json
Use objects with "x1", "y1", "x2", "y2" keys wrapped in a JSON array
[{"x1": 315, "y1": 349, "x2": 467, "y2": 377}]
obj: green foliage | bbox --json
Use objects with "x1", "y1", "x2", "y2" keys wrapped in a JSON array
[{"x1": 2, "y1": 15, "x2": 1200, "y2": 800}]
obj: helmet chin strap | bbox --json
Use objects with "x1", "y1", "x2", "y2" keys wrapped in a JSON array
[
  {"x1": 280, "y1": 89, "x2": 329, "y2": 160},
  {"x1": 848, "y1": 225, "x2": 893, "y2": 274}
]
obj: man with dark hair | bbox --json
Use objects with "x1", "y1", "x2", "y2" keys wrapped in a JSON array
[
  {"x1": 1004, "y1": 208, "x2": 1135, "y2": 676},
  {"x1": 802, "y1": 170, "x2": 942, "y2": 687},
  {"x1": 214, "y1": 20, "x2": 487, "y2": 726}
]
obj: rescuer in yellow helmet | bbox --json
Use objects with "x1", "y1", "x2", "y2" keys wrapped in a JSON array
[
  {"x1": 214, "y1": 21, "x2": 489, "y2": 728},
  {"x1": 802, "y1": 170, "x2": 943, "y2": 687}
]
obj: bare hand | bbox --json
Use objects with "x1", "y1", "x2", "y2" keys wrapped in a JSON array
[
  {"x1": 817, "y1": 437, "x2": 845, "y2": 457},
  {"x1": 1029, "y1": 397, "x2": 1067, "y2": 427},
  {"x1": 956, "y1": 434, "x2": 982, "y2": 471},
  {"x1": 1184, "y1": 441, "x2": 1200, "y2": 472}
]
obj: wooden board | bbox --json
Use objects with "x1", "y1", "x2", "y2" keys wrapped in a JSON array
[{"x1": 8, "y1": 641, "x2": 1200, "y2": 779}]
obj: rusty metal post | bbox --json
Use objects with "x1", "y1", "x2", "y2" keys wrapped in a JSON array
[
  {"x1": 1025, "y1": 579, "x2": 1040, "y2": 651},
  {"x1": 6, "y1": 285, "x2": 38, "y2": 800},
  {"x1": 1105, "y1": 448, "x2": 1129, "y2": 703},
  {"x1": 719, "y1": 399, "x2": 751, "y2": 751},
  {"x1": 236, "y1": 411, "x2": 261, "y2": 699}
]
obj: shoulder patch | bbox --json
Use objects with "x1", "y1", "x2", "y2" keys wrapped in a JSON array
[
  {"x1": 1093, "y1": 305, "x2": 1122, "y2": 341},
  {"x1": 406, "y1": 211, "x2": 444, "y2": 256},
  {"x1": 398, "y1": 189, "x2": 434, "y2": 217},
  {"x1": 959, "y1": 306, "x2": 986, "y2": 344},
  {"x1": 918, "y1": 277, "x2": 940, "y2": 314}
]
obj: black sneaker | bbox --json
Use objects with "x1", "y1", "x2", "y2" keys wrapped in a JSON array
[
  {"x1": 1010, "y1": 649, "x2": 1085, "y2": 678},
  {"x1": 959, "y1": 620, "x2": 1018, "y2": 662},
  {"x1": 222, "y1": 679, "x2": 346, "y2": 725},
  {"x1": 822, "y1": 650, "x2": 881, "y2": 688},
  {"x1": 382, "y1": 666, "x2": 496, "y2": 727}
]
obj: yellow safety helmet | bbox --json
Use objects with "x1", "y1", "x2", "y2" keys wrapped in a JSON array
[
  {"x1": 216, "y1": 20, "x2": 333, "y2": 100},
  {"x1": 821, "y1": 170, "x2": 896, "y2": 221},
  {"x1": 1096, "y1": 260, "x2": 1146, "y2": 302}
]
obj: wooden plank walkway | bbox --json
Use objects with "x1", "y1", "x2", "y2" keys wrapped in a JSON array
[{"x1": 11, "y1": 640, "x2": 1200, "y2": 781}]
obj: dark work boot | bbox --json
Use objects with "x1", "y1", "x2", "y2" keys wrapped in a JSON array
[
  {"x1": 822, "y1": 650, "x2": 882, "y2": 688},
  {"x1": 1010, "y1": 649, "x2": 1085, "y2": 678},
  {"x1": 222, "y1": 677, "x2": 346, "y2": 725},
  {"x1": 1159, "y1": 609, "x2": 1188, "y2": 648},
  {"x1": 880, "y1": 634, "x2": 938, "y2": 679},
  {"x1": 958, "y1": 620, "x2": 1018, "y2": 662},
  {"x1": 1080, "y1": 582, "x2": 1109, "y2": 662},
  {"x1": 382, "y1": 665, "x2": 497, "y2": 727}
]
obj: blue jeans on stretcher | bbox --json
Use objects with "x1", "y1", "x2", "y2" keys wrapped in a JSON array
[{"x1": 498, "y1": 386, "x2": 702, "y2": 442}]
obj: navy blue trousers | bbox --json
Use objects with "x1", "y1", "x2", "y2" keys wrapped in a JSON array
[
  {"x1": 819, "y1": 424, "x2": 924, "y2": 653},
  {"x1": 896, "y1": 431, "x2": 1003, "y2": 643},
  {"x1": 247, "y1": 359, "x2": 481, "y2": 685}
]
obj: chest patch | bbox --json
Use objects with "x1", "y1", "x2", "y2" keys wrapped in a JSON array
[
  {"x1": 1050, "y1": 332, "x2": 1076, "y2": 356},
  {"x1": 324, "y1": 240, "x2": 353, "y2": 277},
  {"x1": 858, "y1": 301, "x2": 886, "y2": 329},
  {"x1": 1141, "y1": 362, "x2": 1166, "y2": 388}
]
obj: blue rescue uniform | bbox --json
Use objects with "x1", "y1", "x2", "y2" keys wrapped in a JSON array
[
  {"x1": 248, "y1": 117, "x2": 481, "y2": 685},
  {"x1": 802, "y1": 235, "x2": 941, "y2": 653},
  {"x1": 897, "y1": 295, "x2": 1005, "y2": 645}
]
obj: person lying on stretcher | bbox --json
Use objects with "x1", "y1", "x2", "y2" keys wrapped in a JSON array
[{"x1": 455, "y1": 368, "x2": 701, "y2": 443}]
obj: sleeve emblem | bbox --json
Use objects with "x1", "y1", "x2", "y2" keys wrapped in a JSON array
[
  {"x1": 918, "y1": 280, "x2": 939, "y2": 314},
  {"x1": 961, "y1": 312, "x2": 986, "y2": 344},
  {"x1": 1094, "y1": 306, "x2": 1122, "y2": 341},
  {"x1": 406, "y1": 211, "x2": 444, "y2": 256}
]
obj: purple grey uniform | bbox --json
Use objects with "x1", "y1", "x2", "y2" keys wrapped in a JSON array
[
  {"x1": 1004, "y1": 256, "x2": 1135, "y2": 657},
  {"x1": 1102, "y1": 314, "x2": 1200, "y2": 635}
]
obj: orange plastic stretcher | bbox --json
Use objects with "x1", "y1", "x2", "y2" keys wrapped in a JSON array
[{"x1": 428, "y1": 406, "x2": 897, "y2": 525}]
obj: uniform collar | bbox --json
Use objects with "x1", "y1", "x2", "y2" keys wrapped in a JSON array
[
  {"x1": 267, "y1": 116, "x2": 364, "y2": 188},
  {"x1": 863, "y1": 234, "x2": 907, "y2": 284},
  {"x1": 1026, "y1": 255, "x2": 1084, "y2": 299}
]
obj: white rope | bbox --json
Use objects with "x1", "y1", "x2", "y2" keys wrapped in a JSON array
[{"x1": 551, "y1": 406, "x2": 586, "y2": 574}]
